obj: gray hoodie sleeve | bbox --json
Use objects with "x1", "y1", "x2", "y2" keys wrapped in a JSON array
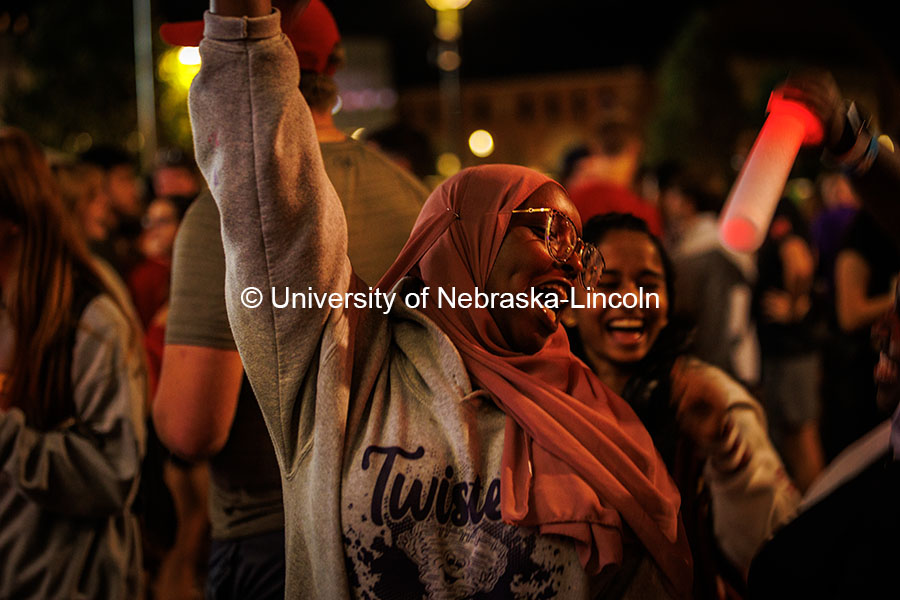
[
  {"x1": 188, "y1": 10, "x2": 351, "y2": 464},
  {"x1": 0, "y1": 295, "x2": 146, "y2": 518}
]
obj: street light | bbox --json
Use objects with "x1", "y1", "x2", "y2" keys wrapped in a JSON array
[
  {"x1": 468, "y1": 129, "x2": 494, "y2": 158},
  {"x1": 424, "y1": 0, "x2": 472, "y2": 10},
  {"x1": 424, "y1": 0, "x2": 472, "y2": 163}
]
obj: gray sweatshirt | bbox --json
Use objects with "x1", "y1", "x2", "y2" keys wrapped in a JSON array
[
  {"x1": 189, "y1": 10, "x2": 669, "y2": 599},
  {"x1": 0, "y1": 294, "x2": 146, "y2": 599}
]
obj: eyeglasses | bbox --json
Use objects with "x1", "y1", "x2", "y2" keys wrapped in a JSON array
[{"x1": 510, "y1": 207, "x2": 605, "y2": 289}]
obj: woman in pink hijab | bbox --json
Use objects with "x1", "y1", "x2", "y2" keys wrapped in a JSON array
[
  {"x1": 191, "y1": 2, "x2": 691, "y2": 598},
  {"x1": 379, "y1": 164, "x2": 692, "y2": 594}
]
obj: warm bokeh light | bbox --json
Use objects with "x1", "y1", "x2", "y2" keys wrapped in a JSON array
[
  {"x1": 437, "y1": 50, "x2": 461, "y2": 71},
  {"x1": 425, "y1": 0, "x2": 472, "y2": 11},
  {"x1": 177, "y1": 46, "x2": 201, "y2": 66},
  {"x1": 468, "y1": 129, "x2": 494, "y2": 157},
  {"x1": 436, "y1": 152, "x2": 461, "y2": 176},
  {"x1": 67, "y1": 132, "x2": 93, "y2": 153},
  {"x1": 879, "y1": 134, "x2": 895, "y2": 153},
  {"x1": 159, "y1": 47, "x2": 201, "y2": 91},
  {"x1": 435, "y1": 9, "x2": 461, "y2": 41},
  {"x1": 126, "y1": 131, "x2": 145, "y2": 153},
  {"x1": 157, "y1": 47, "x2": 201, "y2": 149},
  {"x1": 351, "y1": 127, "x2": 366, "y2": 140}
]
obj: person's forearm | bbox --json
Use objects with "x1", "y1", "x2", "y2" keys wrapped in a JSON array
[
  {"x1": 837, "y1": 292, "x2": 893, "y2": 332},
  {"x1": 210, "y1": 0, "x2": 270, "y2": 17},
  {"x1": 153, "y1": 345, "x2": 244, "y2": 461}
]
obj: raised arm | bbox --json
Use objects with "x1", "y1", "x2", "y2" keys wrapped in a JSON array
[
  {"x1": 784, "y1": 71, "x2": 900, "y2": 250},
  {"x1": 188, "y1": 1, "x2": 351, "y2": 460},
  {"x1": 211, "y1": 0, "x2": 272, "y2": 17}
]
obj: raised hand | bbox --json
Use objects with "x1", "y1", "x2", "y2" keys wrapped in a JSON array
[
  {"x1": 210, "y1": 0, "x2": 272, "y2": 17},
  {"x1": 780, "y1": 69, "x2": 847, "y2": 152}
]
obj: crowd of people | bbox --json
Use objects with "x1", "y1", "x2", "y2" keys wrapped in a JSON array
[{"x1": 2, "y1": 0, "x2": 900, "y2": 598}]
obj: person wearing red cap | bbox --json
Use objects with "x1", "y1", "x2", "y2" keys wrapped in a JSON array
[
  {"x1": 564, "y1": 120, "x2": 665, "y2": 239},
  {"x1": 153, "y1": 1, "x2": 429, "y2": 598}
]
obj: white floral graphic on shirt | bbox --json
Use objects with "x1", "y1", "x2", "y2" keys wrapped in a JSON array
[{"x1": 397, "y1": 521, "x2": 508, "y2": 598}]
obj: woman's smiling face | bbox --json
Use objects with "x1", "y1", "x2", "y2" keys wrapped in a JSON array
[
  {"x1": 485, "y1": 183, "x2": 583, "y2": 354},
  {"x1": 572, "y1": 229, "x2": 669, "y2": 368}
]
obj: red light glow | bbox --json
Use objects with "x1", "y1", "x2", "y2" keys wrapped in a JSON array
[{"x1": 718, "y1": 89, "x2": 824, "y2": 253}]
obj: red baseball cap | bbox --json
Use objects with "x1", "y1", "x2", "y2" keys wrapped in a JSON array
[{"x1": 159, "y1": 0, "x2": 341, "y2": 75}]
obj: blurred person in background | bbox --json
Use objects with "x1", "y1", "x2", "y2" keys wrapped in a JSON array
[
  {"x1": 128, "y1": 196, "x2": 187, "y2": 331},
  {"x1": 54, "y1": 159, "x2": 112, "y2": 251},
  {"x1": 659, "y1": 165, "x2": 760, "y2": 387},
  {"x1": 80, "y1": 145, "x2": 144, "y2": 276},
  {"x1": 0, "y1": 127, "x2": 147, "y2": 598},
  {"x1": 753, "y1": 199, "x2": 825, "y2": 492},
  {"x1": 564, "y1": 119, "x2": 665, "y2": 238},
  {"x1": 152, "y1": 1, "x2": 429, "y2": 598},
  {"x1": 151, "y1": 148, "x2": 204, "y2": 201},
  {"x1": 749, "y1": 70, "x2": 900, "y2": 599},
  {"x1": 123, "y1": 193, "x2": 206, "y2": 600},
  {"x1": 367, "y1": 121, "x2": 436, "y2": 182},
  {"x1": 566, "y1": 213, "x2": 798, "y2": 598},
  {"x1": 822, "y1": 207, "x2": 900, "y2": 459},
  {"x1": 810, "y1": 171, "x2": 860, "y2": 305}
]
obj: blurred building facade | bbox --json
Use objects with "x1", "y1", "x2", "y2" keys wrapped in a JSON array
[{"x1": 397, "y1": 68, "x2": 653, "y2": 173}]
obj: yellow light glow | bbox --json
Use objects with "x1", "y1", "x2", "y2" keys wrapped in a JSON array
[
  {"x1": 435, "y1": 9, "x2": 461, "y2": 41},
  {"x1": 878, "y1": 134, "x2": 895, "y2": 153},
  {"x1": 351, "y1": 127, "x2": 366, "y2": 140},
  {"x1": 468, "y1": 129, "x2": 494, "y2": 158},
  {"x1": 425, "y1": 0, "x2": 471, "y2": 10},
  {"x1": 159, "y1": 47, "x2": 201, "y2": 91},
  {"x1": 435, "y1": 20, "x2": 460, "y2": 41},
  {"x1": 436, "y1": 152, "x2": 461, "y2": 177},
  {"x1": 177, "y1": 46, "x2": 201, "y2": 66},
  {"x1": 157, "y1": 47, "x2": 202, "y2": 148}
]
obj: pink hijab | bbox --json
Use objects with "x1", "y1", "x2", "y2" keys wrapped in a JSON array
[{"x1": 378, "y1": 164, "x2": 692, "y2": 596}]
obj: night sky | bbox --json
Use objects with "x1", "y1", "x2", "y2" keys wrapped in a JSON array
[
  {"x1": 152, "y1": 0, "x2": 899, "y2": 88},
  {"x1": 4, "y1": 0, "x2": 898, "y2": 152}
]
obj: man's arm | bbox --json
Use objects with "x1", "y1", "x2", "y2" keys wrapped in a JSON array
[
  {"x1": 153, "y1": 192, "x2": 246, "y2": 461},
  {"x1": 834, "y1": 249, "x2": 894, "y2": 332},
  {"x1": 153, "y1": 346, "x2": 243, "y2": 461}
]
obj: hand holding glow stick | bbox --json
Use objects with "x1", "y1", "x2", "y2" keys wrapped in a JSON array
[{"x1": 719, "y1": 90, "x2": 824, "y2": 253}]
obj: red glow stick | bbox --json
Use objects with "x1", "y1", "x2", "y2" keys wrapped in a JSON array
[{"x1": 719, "y1": 90, "x2": 824, "y2": 252}]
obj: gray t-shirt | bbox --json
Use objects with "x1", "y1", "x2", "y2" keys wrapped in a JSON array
[{"x1": 166, "y1": 143, "x2": 427, "y2": 540}]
